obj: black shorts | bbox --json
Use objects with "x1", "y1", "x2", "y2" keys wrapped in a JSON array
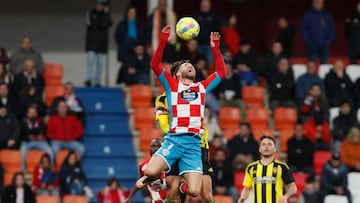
[{"x1": 166, "y1": 147, "x2": 214, "y2": 177}]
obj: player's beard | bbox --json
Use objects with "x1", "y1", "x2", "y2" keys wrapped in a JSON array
[{"x1": 182, "y1": 71, "x2": 195, "y2": 81}]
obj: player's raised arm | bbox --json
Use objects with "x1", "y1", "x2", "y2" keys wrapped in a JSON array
[
  {"x1": 150, "y1": 25, "x2": 172, "y2": 76},
  {"x1": 210, "y1": 32, "x2": 226, "y2": 79}
]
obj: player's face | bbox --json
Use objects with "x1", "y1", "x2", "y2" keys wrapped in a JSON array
[
  {"x1": 178, "y1": 62, "x2": 196, "y2": 81},
  {"x1": 259, "y1": 138, "x2": 276, "y2": 158},
  {"x1": 149, "y1": 140, "x2": 162, "y2": 156}
]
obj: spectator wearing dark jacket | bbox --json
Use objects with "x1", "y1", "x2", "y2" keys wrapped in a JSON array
[
  {"x1": 262, "y1": 41, "x2": 286, "y2": 79},
  {"x1": 1, "y1": 172, "x2": 36, "y2": 203},
  {"x1": 296, "y1": 62, "x2": 326, "y2": 101},
  {"x1": 59, "y1": 151, "x2": 87, "y2": 195},
  {"x1": 268, "y1": 57, "x2": 296, "y2": 110},
  {"x1": 332, "y1": 101, "x2": 358, "y2": 151},
  {"x1": 178, "y1": 39, "x2": 206, "y2": 65},
  {"x1": 233, "y1": 40, "x2": 261, "y2": 75},
  {"x1": 0, "y1": 83, "x2": 17, "y2": 116},
  {"x1": 276, "y1": 16, "x2": 295, "y2": 57},
  {"x1": 0, "y1": 47, "x2": 10, "y2": 65},
  {"x1": 47, "y1": 101, "x2": 85, "y2": 158},
  {"x1": 320, "y1": 152, "x2": 352, "y2": 203},
  {"x1": 114, "y1": 5, "x2": 145, "y2": 62},
  {"x1": 301, "y1": 0, "x2": 335, "y2": 64},
  {"x1": 0, "y1": 63, "x2": 11, "y2": 85},
  {"x1": 345, "y1": 2, "x2": 360, "y2": 64},
  {"x1": 85, "y1": 0, "x2": 112, "y2": 87},
  {"x1": 353, "y1": 78, "x2": 360, "y2": 109},
  {"x1": 324, "y1": 60, "x2": 353, "y2": 107},
  {"x1": 299, "y1": 83, "x2": 329, "y2": 122},
  {"x1": 18, "y1": 84, "x2": 47, "y2": 119},
  {"x1": 0, "y1": 103, "x2": 20, "y2": 149},
  {"x1": 287, "y1": 124, "x2": 316, "y2": 174},
  {"x1": 19, "y1": 106, "x2": 52, "y2": 170}
]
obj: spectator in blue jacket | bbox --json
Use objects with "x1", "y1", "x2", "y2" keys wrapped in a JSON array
[{"x1": 301, "y1": 0, "x2": 335, "y2": 64}]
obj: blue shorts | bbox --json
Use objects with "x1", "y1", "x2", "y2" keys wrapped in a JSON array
[{"x1": 155, "y1": 134, "x2": 202, "y2": 175}]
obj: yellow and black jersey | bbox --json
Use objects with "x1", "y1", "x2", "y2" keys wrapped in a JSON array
[
  {"x1": 243, "y1": 159, "x2": 294, "y2": 203},
  {"x1": 154, "y1": 93, "x2": 209, "y2": 149}
]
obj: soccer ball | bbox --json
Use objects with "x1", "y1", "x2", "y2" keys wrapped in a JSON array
[{"x1": 175, "y1": 17, "x2": 200, "y2": 41}]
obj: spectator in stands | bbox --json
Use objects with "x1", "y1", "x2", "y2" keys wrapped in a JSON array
[
  {"x1": 59, "y1": 151, "x2": 87, "y2": 195},
  {"x1": 147, "y1": 0, "x2": 177, "y2": 62},
  {"x1": 0, "y1": 83, "x2": 16, "y2": 115},
  {"x1": 47, "y1": 101, "x2": 85, "y2": 158},
  {"x1": 345, "y1": 2, "x2": 360, "y2": 64},
  {"x1": 211, "y1": 148, "x2": 238, "y2": 203},
  {"x1": 179, "y1": 39, "x2": 205, "y2": 65},
  {"x1": 214, "y1": 61, "x2": 243, "y2": 108},
  {"x1": 299, "y1": 175, "x2": 320, "y2": 203},
  {"x1": 194, "y1": 58, "x2": 208, "y2": 81},
  {"x1": 233, "y1": 40, "x2": 261, "y2": 75},
  {"x1": 340, "y1": 127, "x2": 360, "y2": 172},
  {"x1": 324, "y1": 60, "x2": 353, "y2": 107},
  {"x1": 222, "y1": 13, "x2": 241, "y2": 57},
  {"x1": 262, "y1": 41, "x2": 285, "y2": 79},
  {"x1": 296, "y1": 62, "x2": 326, "y2": 101},
  {"x1": 276, "y1": 16, "x2": 295, "y2": 57},
  {"x1": 227, "y1": 123, "x2": 259, "y2": 171},
  {"x1": 319, "y1": 152, "x2": 352, "y2": 203},
  {"x1": 85, "y1": 0, "x2": 113, "y2": 87},
  {"x1": 1, "y1": 172, "x2": 36, "y2": 203},
  {"x1": 193, "y1": 0, "x2": 220, "y2": 65},
  {"x1": 32, "y1": 154, "x2": 59, "y2": 199},
  {"x1": 97, "y1": 178, "x2": 127, "y2": 203},
  {"x1": 0, "y1": 63, "x2": 11, "y2": 84},
  {"x1": 0, "y1": 103, "x2": 20, "y2": 149},
  {"x1": 332, "y1": 101, "x2": 358, "y2": 151},
  {"x1": 19, "y1": 106, "x2": 52, "y2": 170},
  {"x1": 299, "y1": 83, "x2": 329, "y2": 122},
  {"x1": 18, "y1": 85, "x2": 47, "y2": 119},
  {"x1": 12, "y1": 59, "x2": 44, "y2": 100},
  {"x1": 0, "y1": 47, "x2": 10, "y2": 65},
  {"x1": 303, "y1": 112, "x2": 332, "y2": 151},
  {"x1": 50, "y1": 82, "x2": 86, "y2": 125},
  {"x1": 287, "y1": 123, "x2": 316, "y2": 174},
  {"x1": 10, "y1": 36, "x2": 44, "y2": 75},
  {"x1": 204, "y1": 106, "x2": 222, "y2": 142},
  {"x1": 301, "y1": 0, "x2": 335, "y2": 64},
  {"x1": 209, "y1": 135, "x2": 228, "y2": 160},
  {"x1": 235, "y1": 60, "x2": 258, "y2": 86},
  {"x1": 353, "y1": 77, "x2": 360, "y2": 109},
  {"x1": 116, "y1": 42, "x2": 150, "y2": 85},
  {"x1": 114, "y1": 5, "x2": 145, "y2": 63},
  {"x1": 268, "y1": 57, "x2": 296, "y2": 110}
]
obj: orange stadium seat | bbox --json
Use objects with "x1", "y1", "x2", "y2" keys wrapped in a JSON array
[
  {"x1": 4, "y1": 172, "x2": 15, "y2": 186},
  {"x1": 223, "y1": 128, "x2": 240, "y2": 140},
  {"x1": 63, "y1": 195, "x2": 88, "y2": 203},
  {"x1": 293, "y1": 172, "x2": 309, "y2": 197},
  {"x1": 213, "y1": 195, "x2": 233, "y2": 203},
  {"x1": 139, "y1": 128, "x2": 163, "y2": 152},
  {"x1": 26, "y1": 150, "x2": 46, "y2": 173},
  {"x1": 274, "y1": 107, "x2": 298, "y2": 131},
  {"x1": 56, "y1": 149, "x2": 71, "y2": 171},
  {"x1": 252, "y1": 129, "x2": 274, "y2": 141},
  {"x1": 36, "y1": 195, "x2": 58, "y2": 203},
  {"x1": 130, "y1": 84, "x2": 153, "y2": 108},
  {"x1": 242, "y1": 86, "x2": 265, "y2": 108},
  {"x1": 246, "y1": 108, "x2": 269, "y2": 130},
  {"x1": 0, "y1": 150, "x2": 22, "y2": 172},
  {"x1": 313, "y1": 150, "x2": 332, "y2": 174},
  {"x1": 43, "y1": 63, "x2": 64, "y2": 85},
  {"x1": 218, "y1": 107, "x2": 241, "y2": 130},
  {"x1": 45, "y1": 85, "x2": 65, "y2": 106},
  {"x1": 134, "y1": 107, "x2": 156, "y2": 130},
  {"x1": 279, "y1": 129, "x2": 294, "y2": 153}
]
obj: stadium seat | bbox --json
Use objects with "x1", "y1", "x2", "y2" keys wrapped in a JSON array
[
  {"x1": 83, "y1": 137, "x2": 135, "y2": 158},
  {"x1": 45, "y1": 85, "x2": 65, "y2": 106},
  {"x1": 348, "y1": 172, "x2": 360, "y2": 197},
  {"x1": 139, "y1": 128, "x2": 162, "y2": 152},
  {"x1": 346, "y1": 64, "x2": 360, "y2": 82},
  {"x1": 218, "y1": 107, "x2": 241, "y2": 129},
  {"x1": 274, "y1": 107, "x2": 297, "y2": 131},
  {"x1": 130, "y1": 84, "x2": 153, "y2": 108},
  {"x1": 292, "y1": 64, "x2": 307, "y2": 81},
  {"x1": 0, "y1": 150, "x2": 22, "y2": 172},
  {"x1": 213, "y1": 195, "x2": 233, "y2": 203},
  {"x1": 26, "y1": 150, "x2": 46, "y2": 173},
  {"x1": 43, "y1": 63, "x2": 64, "y2": 85},
  {"x1": 313, "y1": 150, "x2": 332, "y2": 174},
  {"x1": 223, "y1": 128, "x2": 240, "y2": 140},
  {"x1": 328, "y1": 56, "x2": 350, "y2": 66},
  {"x1": 292, "y1": 172, "x2": 309, "y2": 196},
  {"x1": 4, "y1": 172, "x2": 15, "y2": 186},
  {"x1": 234, "y1": 171, "x2": 245, "y2": 192},
  {"x1": 354, "y1": 196, "x2": 360, "y2": 203},
  {"x1": 246, "y1": 108, "x2": 269, "y2": 130},
  {"x1": 242, "y1": 86, "x2": 265, "y2": 108},
  {"x1": 252, "y1": 129, "x2": 274, "y2": 141},
  {"x1": 85, "y1": 116, "x2": 131, "y2": 137},
  {"x1": 134, "y1": 107, "x2": 156, "y2": 130},
  {"x1": 56, "y1": 149, "x2": 71, "y2": 171},
  {"x1": 36, "y1": 195, "x2": 58, "y2": 203},
  {"x1": 63, "y1": 195, "x2": 88, "y2": 203},
  {"x1": 329, "y1": 107, "x2": 340, "y2": 129},
  {"x1": 324, "y1": 194, "x2": 348, "y2": 203},
  {"x1": 318, "y1": 64, "x2": 333, "y2": 79},
  {"x1": 279, "y1": 129, "x2": 294, "y2": 153}
]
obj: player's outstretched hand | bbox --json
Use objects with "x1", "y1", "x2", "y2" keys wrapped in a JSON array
[
  {"x1": 161, "y1": 25, "x2": 172, "y2": 42},
  {"x1": 210, "y1": 32, "x2": 221, "y2": 48}
]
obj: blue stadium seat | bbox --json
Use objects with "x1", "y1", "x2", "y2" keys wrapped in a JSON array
[
  {"x1": 82, "y1": 100, "x2": 127, "y2": 114},
  {"x1": 84, "y1": 120, "x2": 131, "y2": 136},
  {"x1": 87, "y1": 114, "x2": 127, "y2": 123},
  {"x1": 83, "y1": 137, "x2": 135, "y2": 158}
]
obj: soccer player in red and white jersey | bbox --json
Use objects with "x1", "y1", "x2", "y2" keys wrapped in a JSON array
[{"x1": 125, "y1": 138, "x2": 166, "y2": 203}]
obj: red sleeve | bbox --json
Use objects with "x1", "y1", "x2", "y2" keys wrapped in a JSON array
[
  {"x1": 150, "y1": 32, "x2": 170, "y2": 76},
  {"x1": 300, "y1": 104, "x2": 311, "y2": 113},
  {"x1": 322, "y1": 122, "x2": 332, "y2": 143},
  {"x1": 211, "y1": 40, "x2": 226, "y2": 79},
  {"x1": 303, "y1": 119, "x2": 316, "y2": 143},
  {"x1": 97, "y1": 192, "x2": 104, "y2": 202},
  {"x1": 72, "y1": 116, "x2": 84, "y2": 139},
  {"x1": 46, "y1": 116, "x2": 56, "y2": 139},
  {"x1": 32, "y1": 166, "x2": 41, "y2": 187}
]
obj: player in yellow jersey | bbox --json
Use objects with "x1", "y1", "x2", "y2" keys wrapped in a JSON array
[{"x1": 238, "y1": 136, "x2": 297, "y2": 203}]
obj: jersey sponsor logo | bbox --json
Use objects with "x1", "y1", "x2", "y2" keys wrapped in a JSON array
[
  {"x1": 180, "y1": 89, "x2": 198, "y2": 102},
  {"x1": 254, "y1": 176, "x2": 276, "y2": 184},
  {"x1": 208, "y1": 167, "x2": 214, "y2": 173}
]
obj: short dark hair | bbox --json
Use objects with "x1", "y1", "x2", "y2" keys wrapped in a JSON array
[
  {"x1": 171, "y1": 60, "x2": 191, "y2": 76},
  {"x1": 259, "y1": 135, "x2": 276, "y2": 145},
  {"x1": 107, "y1": 177, "x2": 120, "y2": 187}
]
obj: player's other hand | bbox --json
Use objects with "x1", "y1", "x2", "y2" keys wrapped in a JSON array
[
  {"x1": 161, "y1": 25, "x2": 172, "y2": 42},
  {"x1": 125, "y1": 198, "x2": 131, "y2": 203},
  {"x1": 279, "y1": 196, "x2": 288, "y2": 203},
  {"x1": 210, "y1": 32, "x2": 221, "y2": 48}
]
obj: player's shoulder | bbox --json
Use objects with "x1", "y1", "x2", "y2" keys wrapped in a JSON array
[
  {"x1": 246, "y1": 160, "x2": 260, "y2": 171},
  {"x1": 274, "y1": 159, "x2": 290, "y2": 169}
]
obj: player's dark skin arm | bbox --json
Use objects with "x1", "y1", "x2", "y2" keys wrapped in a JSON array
[{"x1": 125, "y1": 179, "x2": 141, "y2": 203}]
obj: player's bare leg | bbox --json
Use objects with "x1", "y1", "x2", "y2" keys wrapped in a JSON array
[
  {"x1": 183, "y1": 172, "x2": 202, "y2": 197},
  {"x1": 201, "y1": 175, "x2": 214, "y2": 203},
  {"x1": 136, "y1": 156, "x2": 168, "y2": 188},
  {"x1": 166, "y1": 175, "x2": 182, "y2": 202}
]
